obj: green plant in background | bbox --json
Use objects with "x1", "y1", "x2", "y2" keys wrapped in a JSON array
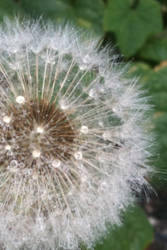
[
  {"x1": 94, "y1": 206, "x2": 153, "y2": 250},
  {"x1": 0, "y1": 0, "x2": 166, "y2": 249},
  {"x1": 104, "y1": 0, "x2": 163, "y2": 57}
]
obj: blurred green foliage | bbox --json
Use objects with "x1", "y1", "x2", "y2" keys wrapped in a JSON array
[
  {"x1": 1, "y1": 0, "x2": 167, "y2": 249},
  {"x1": 94, "y1": 206, "x2": 153, "y2": 250},
  {"x1": 104, "y1": 0, "x2": 162, "y2": 56},
  {"x1": 140, "y1": 37, "x2": 167, "y2": 62}
]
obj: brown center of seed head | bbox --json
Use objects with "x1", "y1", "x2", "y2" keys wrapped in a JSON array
[{"x1": 1, "y1": 99, "x2": 78, "y2": 167}]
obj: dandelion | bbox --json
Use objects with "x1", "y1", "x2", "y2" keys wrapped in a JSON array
[{"x1": 0, "y1": 19, "x2": 152, "y2": 250}]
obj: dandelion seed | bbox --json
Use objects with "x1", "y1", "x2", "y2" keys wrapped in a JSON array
[{"x1": 0, "y1": 19, "x2": 152, "y2": 250}]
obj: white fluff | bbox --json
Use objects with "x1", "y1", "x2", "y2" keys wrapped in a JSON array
[{"x1": 0, "y1": 19, "x2": 152, "y2": 250}]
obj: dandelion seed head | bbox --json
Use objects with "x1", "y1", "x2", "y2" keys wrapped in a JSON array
[{"x1": 0, "y1": 19, "x2": 153, "y2": 250}]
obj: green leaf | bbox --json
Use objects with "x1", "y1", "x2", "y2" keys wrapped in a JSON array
[
  {"x1": 104, "y1": 0, "x2": 163, "y2": 57},
  {"x1": 94, "y1": 206, "x2": 153, "y2": 250},
  {"x1": 147, "y1": 67, "x2": 167, "y2": 112},
  {"x1": 0, "y1": 0, "x2": 22, "y2": 20},
  {"x1": 140, "y1": 36, "x2": 167, "y2": 62},
  {"x1": 129, "y1": 64, "x2": 167, "y2": 188},
  {"x1": 129, "y1": 63, "x2": 167, "y2": 188},
  {"x1": 128, "y1": 62, "x2": 152, "y2": 80},
  {"x1": 152, "y1": 112, "x2": 167, "y2": 189},
  {"x1": 74, "y1": 0, "x2": 105, "y2": 33},
  {"x1": 129, "y1": 64, "x2": 167, "y2": 112},
  {"x1": 158, "y1": 0, "x2": 167, "y2": 5},
  {"x1": 21, "y1": 0, "x2": 74, "y2": 20}
]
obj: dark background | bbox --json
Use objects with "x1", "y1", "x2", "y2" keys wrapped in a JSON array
[{"x1": 1, "y1": 0, "x2": 167, "y2": 249}]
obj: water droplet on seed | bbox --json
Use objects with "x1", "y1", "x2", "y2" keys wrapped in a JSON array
[
  {"x1": 36, "y1": 126, "x2": 44, "y2": 134},
  {"x1": 89, "y1": 89, "x2": 97, "y2": 98},
  {"x1": 102, "y1": 131, "x2": 110, "y2": 140},
  {"x1": 52, "y1": 159, "x2": 61, "y2": 168},
  {"x1": 5, "y1": 145, "x2": 11, "y2": 151},
  {"x1": 80, "y1": 125, "x2": 89, "y2": 134},
  {"x1": 60, "y1": 100, "x2": 69, "y2": 110},
  {"x1": 74, "y1": 151, "x2": 82, "y2": 160},
  {"x1": 16, "y1": 96, "x2": 25, "y2": 104},
  {"x1": 3, "y1": 116, "x2": 11, "y2": 124},
  {"x1": 32, "y1": 149, "x2": 41, "y2": 158},
  {"x1": 10, "y1": 160, "x2": 18, "y2": 167}
]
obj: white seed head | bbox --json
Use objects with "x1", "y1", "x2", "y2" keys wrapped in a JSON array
[
  {"x1": 16, "y1": 95, "x2": 25, "y2": 104},
  {"x1": 0, "y1": 19, "x2": 152, "y2": 250}
]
